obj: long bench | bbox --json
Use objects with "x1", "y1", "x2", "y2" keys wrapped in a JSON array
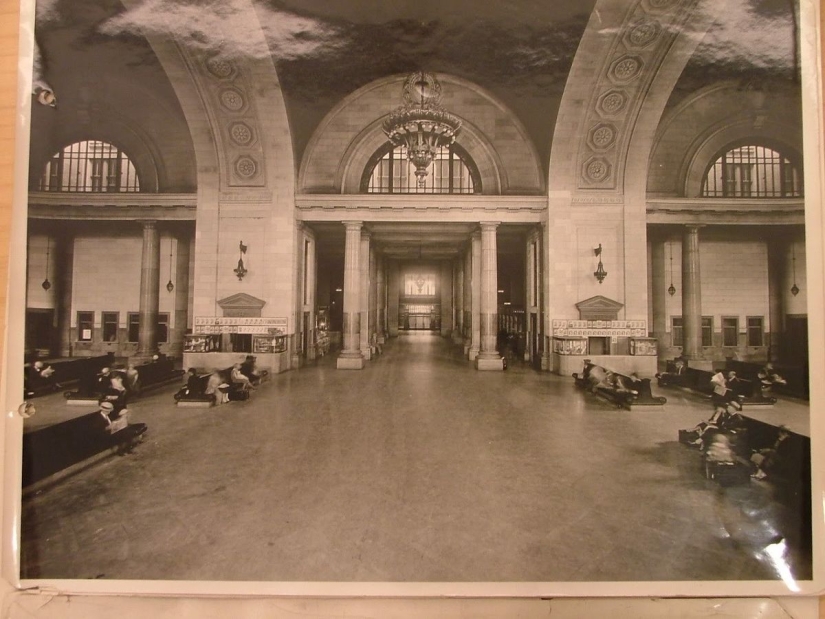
[
  {"x1": 65, "y1": 356, "x2": 184, "y2": 406},
  {"x1": 174, "y1": 363, "x2": 262, "y2": 407},
  {"x1": 726, "y1": 360, "x2": 808, "y2": 400},
  {"x1": 22, "y1": 411, "x2": 148, "y2": 489},
  {"x1": 24, "y1": 354, "x2": 114, "y2": 398},
  {"x1": 573, "y1": 363, "x2": 666, "y2": 410}
]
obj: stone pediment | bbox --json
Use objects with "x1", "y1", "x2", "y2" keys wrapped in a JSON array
[
  {"x1": 217, "y1": 293, "x2": 266, "y2": 318},
  {"x1": 575, "y1": 295, "x2": 623, "y2": 321}
]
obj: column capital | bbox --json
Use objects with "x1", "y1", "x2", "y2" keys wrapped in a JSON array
[
  {"x1": 361, "y1": 230, "x2": 372, "y2": 240},
  {"x1": 684, "y1": 224, "x2": 705, "y2": 232},
  {"x1": 137, "y1": 220, "x2": 158, "y2": 229},
  {"x1": 479, "y1": 221, "x2": 501, "y2": 231},
  {"x1": 343, "y1": 221, "x2": 363, "y2": 232}
]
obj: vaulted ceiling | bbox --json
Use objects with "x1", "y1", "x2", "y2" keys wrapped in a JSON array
[{"x1": 30, "y1": 0, "x2": 799, "y2": 192}]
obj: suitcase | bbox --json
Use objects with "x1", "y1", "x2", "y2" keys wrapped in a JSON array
[{"x1": 228, "y1": 389, "x2": 250, "y2": 401}]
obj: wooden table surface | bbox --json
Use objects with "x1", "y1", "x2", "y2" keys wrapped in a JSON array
[{"x1": 0, "y1": 0, "x2": 821, "y2": 615}]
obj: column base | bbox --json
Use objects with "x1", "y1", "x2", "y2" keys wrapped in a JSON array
[
  {"x1": 467, "y1": 346, "x2": 479, "y2": 361},
  {"x1": 362, "y1": 348, "x2": 372, "y2": 361},
  {"x1": 337, "y1": 353, "x2": 365, "y2": 370},
  {"x1": 541, "y1": 352, "x2": 552, "y2": 372},
  {"x1": 476, "y1": 356, "x2": 504, "y2": 371}
]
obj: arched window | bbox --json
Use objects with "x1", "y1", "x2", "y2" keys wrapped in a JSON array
[
  {"x1": 39, "y1": 140, "x2": 141, "y2": 192},
  {"x1": 702, "y1": 144, "x2": 801, "y2": 198},
  {"x1": 363, "y1": 144, "x2": 480, "y2": 194}
]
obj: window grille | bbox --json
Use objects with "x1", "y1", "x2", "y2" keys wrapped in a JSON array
[
  {"x1": 39, "y1": 140, "x2": 140, "y2": 192},
  {"x1": 365, "y1": 144, "x2": 479, "y2": 194},
  {"x1": 702, "y1": 145, "x2": 801, "y2": 198}
]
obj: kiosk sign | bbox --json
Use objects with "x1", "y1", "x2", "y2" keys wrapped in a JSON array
[{"x1": 194, "y1": 317, "x2": 288, "y2": 335}]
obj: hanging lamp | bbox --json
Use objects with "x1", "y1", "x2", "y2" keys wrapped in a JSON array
[{"x1": 41, "y1": 237, "x2": 51, "y2": 291}]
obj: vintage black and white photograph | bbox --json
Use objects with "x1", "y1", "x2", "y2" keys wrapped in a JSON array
[{"x1": 11, "y1": 0, "x2": 822, "y2": 591}]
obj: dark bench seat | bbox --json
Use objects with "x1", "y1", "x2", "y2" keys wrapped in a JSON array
[
  {"x1": 726, "y1": 360, "x2": 807, "y2": 400},
  {"x1": 22, "y1": 411, "x2": 147, "y2": 489},
  {"x1": 25, "y1": 354, "x2": 114, "y2": 399},
  {"x1": 65, "y1": 356, "x2": 184, "y2": 405},
  {"x1": 573, "y1": 363, "x2": 666, "y2": 410},
  {"x1": 175, "y1": 372, "x2": 216, "y2": 407}
]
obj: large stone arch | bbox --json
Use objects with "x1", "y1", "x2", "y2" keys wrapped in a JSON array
[
  {"x1": 121, "y1": 0, "x2": 297, "y2": 327},
  {"x1": 544, "y1": 0, "x2": 715, "y2": 326},
  {"x1": 647, "y1": 82, "x2": 804, "y2": 197},
  {"x1": 299, "y1": 74, "x2": 543, "y2": 195}
]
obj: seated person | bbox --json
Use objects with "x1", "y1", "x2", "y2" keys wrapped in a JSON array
[
  {"x1": 231, "y1": 363, "x2": 255, "y2": 391},
  {"x1": 605, "y1": 371, "x2": 638, "y2": 407},
  {"x1": 585, "y1": 363, "x2": 609, "y2": 393},
  {"x1": 25, "y1": 361, "x2": 57, "y2": 395},
  {"x1": 97, "y1": 401, "x2": 128, "y2": 433},
  {"x1": 125, "y1": 364, "x2": 141, "y2": 395},
  {"x1": 758, "y1": 363, "x2": 787, "y2": 393},
  {"x1": 725, "y1": 371, "x2": 747, "y2": 398},
  {"x1": 239, "y1": 355, "x2": 262, "y2": 384},
  {"x1": 205, "y1": 371, "x2": 229, "y2": 404},
  {"x1": 655, "y1": 357, "x2": 687, "y2": 386},
  {"x1": 101, "y1": 374, "x2": 129, "y2": 412},
  {"x1": 96, "y1": 367, "x2": 113, "y2": 395},
  {"x1": 710, "y1": 369, "x2": 742, "y2": 410},
  {"x1": 751, "y1": 426, "x2": 791, "y2": 480},
  {"x1": 176, "y1": 368, "x2": 208, "y2": 401}
]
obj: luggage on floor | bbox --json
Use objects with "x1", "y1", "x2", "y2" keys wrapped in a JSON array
[{"x1": 228, "y1": 389, "x2": 250, "y2": 401}]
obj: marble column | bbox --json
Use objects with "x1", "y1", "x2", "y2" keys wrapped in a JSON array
[
  {"x1": 360, "y1": 231, "x2": 372, "y2": 361},
  {"x1": 440, "y1": 260, "x2": 452, "y2": 337},
  {"x1": 540, "y1": 221, "x2": 552, "y2": 371},
  {"x1": 681, "y1": 225, "x2": 703, "y2": 361},
  {"x1": 172, "y1": 234, "x2": 191, "y2": 356},
  {"x1": 468, "y1": 231, "x2": 481, "y2": 361},
  {"x1": 377, "y1": 255, "x2": 386, "y2": 344},
  {"x1": 337, "y1": 221, "x2": 365, "y2": 369},
  {"x1": 454, "y1": 257, "x2": 464, "y2": 344},
  {"x1": 136, "y1": 220, "x2": 160, "y2": 359},
  {"x1": 650, "y1": 233, "x2": 667, "y2": 359},
  {"x1": 463, "y1": 244, "x2": 473, "y2": 355},
  {"x1": 56, "y1": 233, "x2": 74, "y2": 357},
  {"x1": 767, "y1": 238, "x2": 785, "y2": 362},
  {"x1": 388, "y1": 260, "x2": 400, "y2": 337},
  {"x1": 369, "y1": 243, "x2": 378, "y2": 351},
  {"x1": 476, "y1": 222, "x2": 503, "y2": 370}
]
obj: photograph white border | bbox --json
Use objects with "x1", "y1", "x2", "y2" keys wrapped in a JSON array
[{"x1": 1, "y1": 0, "x2": 823, "y2": 601}]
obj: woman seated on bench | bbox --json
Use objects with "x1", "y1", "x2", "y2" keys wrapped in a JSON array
[
  {"x1": 758, "y1": 363, "x2": 787, "y2": 393},
  {"x1": 205, "y1": 371, "x2": 230, "y2": 404},
  {"x1": 231, "y1": 363, "x2": 255, "y2": 391}
]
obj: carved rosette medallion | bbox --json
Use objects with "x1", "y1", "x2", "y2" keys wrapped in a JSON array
[
  {"x1": 205, "y1": 56, "x2": 236, "y2": 80},
  {"x1": 220, "y1": 89, "x2": 246, "y2": 112},
  {"x1": 609, "y1": 55, "x2": 644, "y2": 83},
  {"x1": 234, "y1": 156, "x2": 259, "y2": 179},
  {"x1": 577, "y1": 0, "x2": 691, "y2": 190},
  {"x1": 583, "y1": 157, "x2": 612, "y2": 183},
  {"x1": 229, "y1": 122, "x2": 254, "y2": 146},
  {"x1": 597, "y1": 89, "x2": 628, "y2": 116},
  {"x1": 625, "y1": 18, "x2": 662, "y2": 48},
  {"x1": 644, "y1": 0, "x2": 679, "y2": 11},
  {"x1": 588, "y1": 123, "x2": 617, "y2": 150}
]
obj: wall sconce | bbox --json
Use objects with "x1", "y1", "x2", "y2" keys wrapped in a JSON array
[
  {"x1": 791, "y1": 242, "x2": 800, "y2": 296},
  {"x1": 166, "y1": 238, "x2": 175, "y2": 293},
  {"x1": 234, "y1": 241, "x2": 248, "y2": 281},
  {"x1": 41, "y1": 236, "x2": 52, "y2": 291},
  {"x1": 593, "y1": 243, "x2": 607, "y2": 284}
]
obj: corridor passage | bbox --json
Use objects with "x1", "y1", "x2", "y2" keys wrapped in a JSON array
[{"x1": 21, "y1": 334, "x2": 812, "y2": 583}]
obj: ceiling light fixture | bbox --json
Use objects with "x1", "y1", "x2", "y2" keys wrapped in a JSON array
[{"x1": 383, "y1": 72, "x2": 462, "y2": 187}]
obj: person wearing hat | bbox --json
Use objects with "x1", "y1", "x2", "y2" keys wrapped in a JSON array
[{"x1": 97, "y1": 401, "x2": 116, "y2": 432}]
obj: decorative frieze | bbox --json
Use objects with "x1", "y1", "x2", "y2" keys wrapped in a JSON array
[{"x1": 578, "y1": 0, "x2": 698, "y2": 191}]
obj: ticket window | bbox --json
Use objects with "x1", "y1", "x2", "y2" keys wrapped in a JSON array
[{"x1": 588, "y1": 336, "x2": 610, "y2": 356}]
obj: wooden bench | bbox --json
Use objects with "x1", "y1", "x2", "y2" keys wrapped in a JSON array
[
  {"x1": 726, "y1": 360, "x2": 808, "y2": 400},
  {"x1": 24, "y1": 353, "x2": 114, "y2": 398},
  {"x1": 22, "y1": 411, "x2": 147, "y2": 489},
  {"x1": 573, "y1": 363, "x2": 666, "y2": 410},
  {"x1": 726, "y1": 374, "x2": 776, "y2": 406},
  {"x1": 64, "y1": 356, "x2": 184, "y2": 405},
  {"x1": 174, "y1": 372, "x2": 216, "y2": 407}
]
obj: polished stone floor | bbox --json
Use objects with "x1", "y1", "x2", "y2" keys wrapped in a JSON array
[{"x1": 20, "y1": 333, "x2": 813, "y2": 583}]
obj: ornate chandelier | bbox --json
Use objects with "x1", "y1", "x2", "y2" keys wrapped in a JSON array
[{"x1": 382, "y1": 72, "x2": 462, "y2": 187}]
